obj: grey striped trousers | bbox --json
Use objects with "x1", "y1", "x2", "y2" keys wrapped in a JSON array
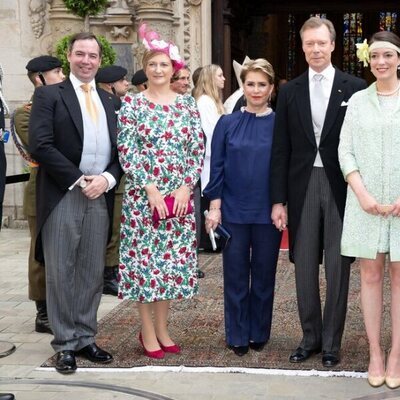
[
  {"x1": 293, "y1": 167, "x2": 351, "y2": 352},
  {"x1": 42, "y1": 187, "x2": 109, "y2": 352}
]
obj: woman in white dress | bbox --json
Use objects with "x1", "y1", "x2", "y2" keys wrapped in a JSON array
[
  {"x1": 192, "y1": 65, "x2": 225, "y2": 252},
  {"x1": 193, "y1": 64, "x2": 225, "y2": 192},
  {"x1": 339, "y1": 30, "x2": 400, "y2": 389}
]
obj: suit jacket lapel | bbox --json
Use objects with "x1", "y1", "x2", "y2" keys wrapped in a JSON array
[
  {"x1": 295, "y1": 72, "x2": 316, "y2": 146},
  {"x1": 320, "y1": 68, "x2": 346, "y2": 142},
  {"x1": 98, "y1": 89, "x2": 117, "y2": 146},
  {"x1": 60, "y1": 79, "x2": 84, "y2": 139}
]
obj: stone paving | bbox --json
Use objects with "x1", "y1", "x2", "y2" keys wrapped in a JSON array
[{"x1": 0, "y1": 228, "x2": 396, "y2": 399}]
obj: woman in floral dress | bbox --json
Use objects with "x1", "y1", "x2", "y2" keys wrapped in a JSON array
[{"x1": 117, "y1": 25, "x2": 204, "y2": 359}]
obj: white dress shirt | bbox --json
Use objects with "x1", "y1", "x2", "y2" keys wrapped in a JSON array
[
  {"x1": 69, "y1": 73, "x2": 116, "y2": 191},
  {"x1": 309, "y1": 64, "x2": 335, "y2": 167},
  {"x1": 196, "y1": 94, "x2": 223, "y2": 192}
]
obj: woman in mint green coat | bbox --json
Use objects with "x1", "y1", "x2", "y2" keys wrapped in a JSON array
[{"x1": 339, "y1": 31, "x2": 400, "y2": 389}]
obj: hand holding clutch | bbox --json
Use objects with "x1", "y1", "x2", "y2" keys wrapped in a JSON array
[{"x1": 152, "y1": 195, "x2": 193, "y2": 223}]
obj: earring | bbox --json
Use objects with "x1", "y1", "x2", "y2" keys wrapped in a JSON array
[{"x1": 397, "y1": 65, "x2": 400, "y2": 70}]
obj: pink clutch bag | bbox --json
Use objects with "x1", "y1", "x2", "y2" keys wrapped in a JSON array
[{"x1": 152, "y1": 195, "x2": 193, "y2": 223}]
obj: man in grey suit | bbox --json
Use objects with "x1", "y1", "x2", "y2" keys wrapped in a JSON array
[
  {"x1": 270, "y1": 17, "x2": 366, "y2": 367},
  {"x1": 29, "y1": 32, "x2": 121, "y2": 374}
]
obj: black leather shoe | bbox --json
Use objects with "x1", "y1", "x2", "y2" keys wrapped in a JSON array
[
  {"x1": 228, "y1": 345, "x2": 249, "y2": 356},
  {"x1": 197, "y1": 269, "x2": 205, "y2": 279},
  {"x1": 322, "y1": 351, "x2": 340, "y2": 367},
  {"x1": 249, "y1": 341, "x2": 267, "y2": 352},
  {"x1": 77, "y1": 343, "x2": 113, "y2": 363},
  {"x1": 289, "y1": 346, "x2": 321, "y2": 363},
  {"x1": 35, "y1": 301, "x2": 53, "y2": 334},
  {"x1": 55, "y1": 350, "x2": 77, "y2": 374},
  {"x1": 0, "y1": 394, "x2": 15, "y2": 400},
  {"x1": 103, "y1": 266, "x2": 118, "y2": 296}
]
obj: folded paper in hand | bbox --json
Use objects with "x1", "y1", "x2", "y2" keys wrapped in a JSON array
[
  {"x1": 208, "y1": 223, "x2": 231, "y2": 250},
  {"x1": 204, "y1": 210, "x2": 231, "y2": 250}
]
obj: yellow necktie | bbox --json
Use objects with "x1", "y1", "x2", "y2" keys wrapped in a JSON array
[{"x1": 81, "y1": 83, "x2": 98, "y2": 124}]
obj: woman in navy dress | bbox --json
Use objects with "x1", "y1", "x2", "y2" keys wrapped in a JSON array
[{"x1": 204, "y1": 58, "x2": 282, "y2": 356}]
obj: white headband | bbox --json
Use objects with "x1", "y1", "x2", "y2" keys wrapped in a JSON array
[{"x1": 369, "y1": 41, "x2": 400, "y2": 54}]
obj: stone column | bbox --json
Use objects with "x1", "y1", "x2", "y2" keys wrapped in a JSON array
[
  {"x1": 39, "y1": 0, "x2": 84, "y2": 54},
  {"x1": 91, "y1": 1, "x2": 136, "y2": 79},
  {"x1": 223, "y1": 6, "x2": 233, "y2": 99},
  {"x1": 132, "y1": 0, "x2": 175, "y2": 71},
  {"x1": 180, "y1": 0, "x2": 211, "y2": 73},
  {"x1": 103, "y1": 0, "x2": 135, "y2": 42}
]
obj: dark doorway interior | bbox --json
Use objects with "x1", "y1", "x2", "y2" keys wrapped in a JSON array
[{"x1": 213, "y1": 1, "x2": 400, "y2": 96}]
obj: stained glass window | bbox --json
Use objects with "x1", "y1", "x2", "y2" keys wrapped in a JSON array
[
  {"x1": 343, "y1": 13, "x2": 363, "y2": 77},
  {"x1": 379, "y1": 12, "x2": 397, "y2": 32},
  {"x1": 311, "y1": 13, "x2": 327, "y2": 19},
  {"x1": 287, "y1": 13, "x2": 296, "y2": 80}
]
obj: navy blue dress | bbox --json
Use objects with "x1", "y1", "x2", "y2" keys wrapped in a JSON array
[{"x1": 204, "y1": 109, "x2": 281, "y2": 348}]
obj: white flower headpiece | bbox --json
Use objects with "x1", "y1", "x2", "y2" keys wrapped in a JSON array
[
  {"x1": 356, "y1": 39, "x2": 400, "y2": 67},
  {"x1": 356, "y1": 39, "x2": 370, "y2": 67}
]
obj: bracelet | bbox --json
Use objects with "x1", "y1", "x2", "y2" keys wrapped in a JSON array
[{"x1": 209, "y1": 207, "x2": 220, "y2": 210}]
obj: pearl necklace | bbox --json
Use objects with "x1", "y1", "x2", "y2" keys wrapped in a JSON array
[
  {"x1": 242, "y1": 106, "x2": 273, "y2": 117},
  {"x1": 376, "y1": 82, "x2": 400, "y2": 96}
]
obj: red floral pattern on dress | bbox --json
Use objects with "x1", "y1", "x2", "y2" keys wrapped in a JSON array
[{"x1": 117, "y1": 93, "x2": 204, "y2": 303}]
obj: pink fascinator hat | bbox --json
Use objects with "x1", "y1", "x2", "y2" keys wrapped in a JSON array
[{"x1": 139, "y1": 23, "x2": 185, "y2": 72}]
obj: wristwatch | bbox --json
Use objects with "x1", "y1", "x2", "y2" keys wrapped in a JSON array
[{"x1": 79, "y1": 179, "x2": 87, "y2": 189}]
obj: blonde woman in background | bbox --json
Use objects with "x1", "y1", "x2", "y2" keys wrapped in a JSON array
[
  {"x1": 193, "y1": 65, "x2": 225, "y2": 252},
  {"x1": 193, "y1": 64, "x2": 225, "y2": 193}
]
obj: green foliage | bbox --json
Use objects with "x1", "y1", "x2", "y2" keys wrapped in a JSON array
[
  {"x1": 54, "y1": 34, "x2": 117, "y2": 76},
  {"x1": 63, "y1": 0, "x2": 108, "y2": 18}
]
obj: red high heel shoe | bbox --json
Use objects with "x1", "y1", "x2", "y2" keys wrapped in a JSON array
[
  {"x1": 157, "y1": 338, "x2": 181, "y2": 354},
  {"x1": 139, "y1": 332, "x2": 165, "y2": 359}
]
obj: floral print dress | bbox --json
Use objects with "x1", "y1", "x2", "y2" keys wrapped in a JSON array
[{"x1": 117, "y1": 92, "x2": 205, "y2": 303}]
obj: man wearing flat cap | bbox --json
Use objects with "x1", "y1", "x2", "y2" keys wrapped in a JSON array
[
  {"x1": 131, "y1": 68, "x2": 147, "y2": 92},
  {"x1": 95, "y1": 65, "x2": 129, "y2": 296},
  {"x1": 12, "y1": 55, "x2": 64, "y2": 335}
]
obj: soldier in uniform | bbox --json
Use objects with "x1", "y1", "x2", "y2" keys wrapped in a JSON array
[
  {"x1": 131, "y1": 68, "x2": 147, "y2": 92},
  {"x1": 96, "y1": 65, "x2": 129, "y2": 100},
  {"x1": 95, "y1": 65, "x2": 129, "y2": 296},
  {"x1": 13, "y1": 55, "x2": 64, "y2": 333}
]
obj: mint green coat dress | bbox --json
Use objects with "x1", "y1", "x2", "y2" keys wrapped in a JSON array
[{"x1": 339, "y1": 83, "x2": 400, "y2": 261}]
